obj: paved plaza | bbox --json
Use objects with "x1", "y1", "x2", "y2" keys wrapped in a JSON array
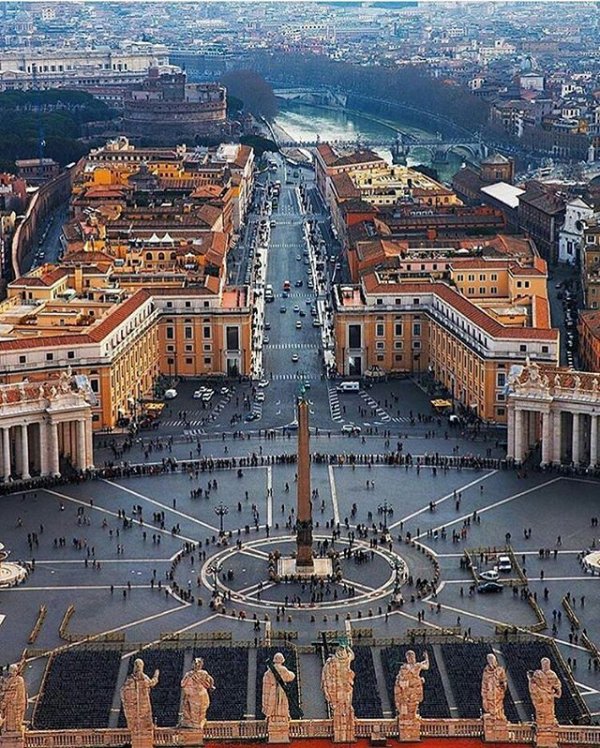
[{"x1": 1, "y1": 433, "x2": 600, "y2": 717}]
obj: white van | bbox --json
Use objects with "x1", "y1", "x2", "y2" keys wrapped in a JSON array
[{"x1": 336, "y1": 381, "x2": 360, "y2": 393}]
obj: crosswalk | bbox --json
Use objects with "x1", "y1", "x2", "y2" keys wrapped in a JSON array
[
  {"x1": 359, "y1": 390, "x2": 391, "y2": 423},
  {"x1": 270, "y1": 373, "x2": 319, "y2": 381},
  {"x1": 328, "y1": 386, "x2": 343, "y2": 422},
  {"x1": 183, "y1": 428, "x2": 206, "y2": 437},
  {"x1": 267, "y1": 343, "x2": 318, "y2": 350}
]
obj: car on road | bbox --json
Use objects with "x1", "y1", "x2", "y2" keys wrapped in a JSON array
[
  {"x1": 477, "y1": 582, "x2": 503, "y2": 594},
  {"x1": 312, "y1": 319, "x2": 321, "y2": 327},
  {"x1": 497, "y1": 555, "x2": 512, "y2": 573},
  {"x1": 295, "y1": 280, "x2": 303, "y2": 287},
  {"x1": 479, "y1": 569, "x2": 499, "y2": 582},
  {"x1": 299, "y1": 310, "x2": 306, "y2": 317},
  {"x1": 244, "y1": 412, "x2": 259, "y2": 422},
  {"x1": 263, "y1": 336, "x2": 270, "y2": 344},
  {"x1": 282, "y1": 291, "x2": 289, "y2": 298},
  {"x1": 219, "y1": 387, "x2": 230, "y2": 396},
  {"x1": 296, "y1": 255, "x2": 301, "y2": 261},
  {"x1": 280, "y1": 306, "x2": 287, "y2": 313},
  {"x1": 341, "y1": 424, "x2": 361, "y2": 435},
  {"x1": 307, "y1": 279, "x2": 314, "y2": 288},
  {"x1": 257, "y1": 379, "x2": 270, "y2": 388},
  {"x1": 296, "y1": 320, "x2": 302, "y2": 329},
  {"x1": 264, "y1": 321, "x2": 271, "y2": 330},
  {"x1": 164, "y1": 389, "x2": 178, "y2": 400},
  {"x1": 302, "y1": 381, "x2": 311, "y2": 389},
  {"x1": 270, "y1": 221, "x2": 276, "y2": 227},
  {"x1": 291, "y1": 353, "x2": 299, "y2": 362},
  {"x1": 255, "y1": 392, "x2": 265, "y2": 402}
]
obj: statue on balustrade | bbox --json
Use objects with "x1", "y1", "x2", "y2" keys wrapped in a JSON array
[
  {"x1": 322, "y1": 645, "x2": 355, "y2": 743},
  {"x1": 528, "y1": 657, "x2": 561, "y2": 728},
  {"x1": 180, "y1": 658, "x2": 215, "y2": 730},
  {"x1": 262, "y1": 653, "x2": 296, "y2": 743},
  {"x1": 0, "y1": 664, "x2": 27, "y2": 733},
  {"x1": 394, "y1": 650, "x2": 429, "y2": 721},
  {"x1": 481, "y1": 653, "x2": 508, "y2": 721},
  {"x1": 121, "y1": 658, "x2": 159, "y2": 734}
]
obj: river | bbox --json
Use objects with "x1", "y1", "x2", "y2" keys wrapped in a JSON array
[{"x1": 274, "y1": 100, "x2": 464, "y2": 183}]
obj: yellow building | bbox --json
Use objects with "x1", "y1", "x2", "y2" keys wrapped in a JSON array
[{"x1": 333, "y1": 249, "x2": 558, "y2": 423}]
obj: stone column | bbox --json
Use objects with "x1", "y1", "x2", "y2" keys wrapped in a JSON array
[
  {"x1": 85, "y1": 416, "x2": 94, "y2": 470},
  {"x1": 506, "y1": 405, "x2": 515, "y2": 460},
  {"x1": 572, "y1": 412, "x2": 581, "y2": 466},
  {"x1": 49, "y1": 421, "x2": 60, "y2": 477},
  {"x1": 590, "y1": 415, "x2": 598, "y2": 468},
  {"x1": 552, "y1": 411, "x2": 562, "y2": 466},
  {"x1": 76, "y1": 419, "x2": 86, "y2": 470},
  {"x1": 3, "y1": 426, "x2": 11, "y2": 481},
  {"x1": 20, "y1": 424, "x2": 30, "y2": 480},
  {"x1": 514, "y1": 408, "x2": 524, "y2": 463},
  {"x1": 541, "y1": 411, "x2": 553, "y2": 466},
  {"x1": 39, "y1": 421, "x2": 48, "y2": 476}
]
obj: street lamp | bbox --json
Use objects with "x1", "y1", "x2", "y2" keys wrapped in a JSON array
[
  {"x1": 207, "y1": 561, "x2": 223, "y2": 597},
  {"x1": 214, "y1": 503, "x2": 229, "y2": 537},
  {"x1": 378, "y1": 501, "x2": 393, "y2": 534}
]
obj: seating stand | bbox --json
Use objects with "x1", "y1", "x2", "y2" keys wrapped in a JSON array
[
  {"x1": 397, "y1": 717, "x2": 420, "y2": 742},
  {"x1": 483, "y1": 715, "x2": 509, "y2": 742}
]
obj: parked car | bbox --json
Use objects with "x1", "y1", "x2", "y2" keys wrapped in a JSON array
[
  {"x1": 479, "y1": 569, "x2": 499, "y2": 582},
  {"x1": 477, "y1": 582, "x2": 503, "y2": 594},
  {"x1": 497, "y1": 555, "x2": 513, "y2": 573},
  {"x1": 341, "y1": 424, "x2": 361, "y2": 435},
  {"x1": 164, "y1": 389, "x2": 178, "y2": 400}
]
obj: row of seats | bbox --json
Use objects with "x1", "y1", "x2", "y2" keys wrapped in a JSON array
[
  {"x1": 501, "y1": 642, "x2": 587, "y2": 725},
  {"x1": 381, "y1": 645, "x2": 450, "y2": 718},
  {"x1": 255, "y1": 647, "x2": 302, "y2": 720},
  {"x1": 440, "y1": 643, "x2": 519, "y2": 722},
  {"x1": 194, "y1": 647, "x2": 249, "y2": 720},
  {"x1": 34, "y1": 650, "x2": 121, "y2": 729},
  {"x1": 118, "y1": 649, "x2": 184, "y2": 727},
  {"x1": 351, "y1": 646, "x2": 383, "y2": 718}
]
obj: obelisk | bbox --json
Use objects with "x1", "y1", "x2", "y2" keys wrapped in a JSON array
[{"x1": 295, "y1": 396, "x2": 314, "y2": 570}]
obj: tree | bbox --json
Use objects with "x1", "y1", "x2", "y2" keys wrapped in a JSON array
[{"x1": 220, "y1": 70, "x2": 278, "y2": 122}]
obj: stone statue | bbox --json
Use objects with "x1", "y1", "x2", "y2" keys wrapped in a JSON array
[
  {"x1": 554, "y1": 373, "x2": 561, "y2": 388},
  {"x1": 394, "y1": 650, "x2": 429, "y2": 721},
  {"x1": 262, "y1": 653, "x2": 296, "y2": 743},
  {"x1": 322, "y1": 645, "x2": 355, "y2": 743},
  {"x1": 573, "y1": 375, "x2": 582, "y2": 392},
  {"x1": 120, "y1": 658, "x2": 159, "y2": 734},
  {"x1": 481, "y1": 653, "x2": 508, "y2": 721},
  {"x1": 528, "y1": 657, "x2": 561, "y2": 727},
  {"x1": 180, "y1": 658, "x2": 214, "y2": 730},
  {"x1": 0, "y1": 664, "x2": 27, "y2": 733}
]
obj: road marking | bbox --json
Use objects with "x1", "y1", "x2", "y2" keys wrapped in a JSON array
[
  {"x1": 103, "y1": 480, "x2": 219, "y2": 533},
  {"x1": 266, "y1": 466, "x2": 273, "y2": 528},
  {"x1": 391, "y1": 470, "x2": 498, "y2": 529},
  {"x1": 328, "y1": 464, "x2": 340, "y2": 525},
  {"x1": 121, "y1": 613, "x2": 221, "y2": 659},
  {"x1": 415, "y1": 477, "x2": 563, "y2": 540}
]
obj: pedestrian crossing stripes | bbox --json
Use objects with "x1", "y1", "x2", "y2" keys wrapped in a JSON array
[
  {"x1": 270, "y1": 373, "x2": 319, "y2": 381},
  {"x1": 328, "y1": 386, "x2": 342, "y2": 422},
  {"x1": 162, "y1": 419, "x2": 206, "y2": 428},
  {"x1": 183, "y1": 428, "x2": 206, "y2": 437},
  {"x1": 359, "y1": 390, "x2": 391, "y2": 422},
  {"x1": 266, "y1": 343, "x2": 318, "y2": 350}
]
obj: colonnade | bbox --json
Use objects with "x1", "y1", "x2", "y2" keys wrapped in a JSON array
[
  {"x1": 507, "y1": 406, "x2": 600, "y2": 467},
  {"x1": 0, "y1": 418, "x2": 94, "y2": 482}
]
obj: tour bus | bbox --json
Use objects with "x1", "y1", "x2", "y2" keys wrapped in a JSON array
[{"x1": 265, "y1": 284, "x2": 274, "y2": 302}]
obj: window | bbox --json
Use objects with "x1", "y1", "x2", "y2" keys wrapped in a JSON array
[
  {"x1": 185, "y1": 345, "x2": 193, "y2": 352},
  {"x1": 166, "y1": 327, "x2": 174, "y2": 340},
  {"x1": 203, "y1": 344, "x2": 212, "y2": 352},
  {"x1": 226, "y1": 326, "x2": 239, "y2": 350},
  {"x1": 167, "y1": 357, "x2": 174, "y2": 366},
  {"x1": 19, "y1": 355, "x2": 26, "y2": 364},
  {"x1": 204, "y1": 357, "x2": 212, "y2": 365},
  {"x1": 497, "y1": 372, "x2": 506, "y2": 387},
  {"x1": 395, "y1": 323, "x2": 403, "y2": 336},
  {"x1": 497, "y1": 407, "x2": 506, "y2": 417},
  {"x1": 413, "y1": 341, "x2": 421, "y2": 350},
  {"x1": 376, "y1": 323, "x2": 384, "y2": 337},
  {"x1": 413, "y1": 323, "x2": 421, "y2": 336},
  {"x1": 90, "y1": 379, "x2": 99, "y2": 393},
  {"x1": 185, "y1": 301, "x2": 191, "y2": 308},
  {"x1": 184, "y1": 326, "x2": 193, "y2": 340},
  {"x1": 519, "y1": 344, "x2": 527, "y2": 352},
  {"x1": 46, "y1": 353, "x2": 53, "y2": 361},
  {"x1": 376, "y1": 341, "x2": 384, "y2": 350},
  {"x1": 468, "y1": 274, "x2": 475, "y2": 282},
  {"x1": 376, "y1": 298, "x2": 383, "y2": 306},
  {"x1": 348, "y1": 324, "x2": 361, "y2": 349},
  {"x1": 491, "y1": 287, "x2": 497, "y2": 295},
  {"x1": 542, "y1": 345, "x2": 548, "y2": 353},
  {"x1": 203, "y1": 326, "x2": 211, "y2": 339},
  {"x1": 457, "y1": 274, "x2": 464, "y2": 281},
  {"x1": 185, "y1": 358, "x2": 193, "y2": 365},
  {"x1": 395, "y1": 354, "x2": 403, "y2": 362},
  {"x1": 67, "y1": 351, "x2": 75, "y2": 359},
  {"x1": 479, "y1": 287, "x2": 485, "y2": 294},
  {"x1": 394, "y1": 341, "x2": 403, "y2": 349},
  {"x1": 491, "y1": 274, "x2": 498, "y2": 281},
  {"x1": 413, "y1": 298, "x2": 420, "y2": 306},
  {"x1": 166, "y1": 345, "x2": 174, "y2": 352},
  {"x1": 166, "y1": 301, "x2": 173, "y2": 308},
  {"x1": 377, "y1": 354, "x2": 384, "y2": 361},
  {"x1": 479, "y1": 274, "x2": 485, "y2": 281}
]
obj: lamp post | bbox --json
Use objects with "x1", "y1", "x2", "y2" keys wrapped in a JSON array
[
  {"x1": 378, "y1": 500, "x2": 393, "y2": 534},
  {"x1": 214, "y1": 503, "x2": 229, "y2": 537},
  {"x1": 207, "y1": 561, "x2": 223, "y2": 597}
]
